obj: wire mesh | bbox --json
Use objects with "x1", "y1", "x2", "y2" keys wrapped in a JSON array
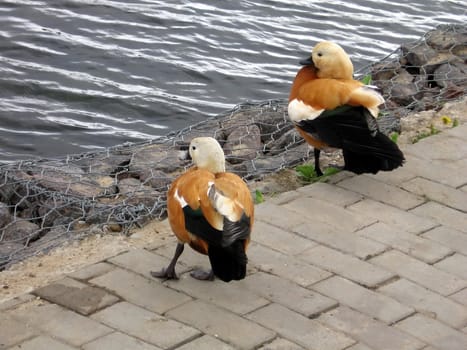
[{"x1": 1, "y1": 24, "x2": 465, "y2": 269}]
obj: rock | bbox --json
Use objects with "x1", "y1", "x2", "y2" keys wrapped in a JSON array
[
  {"x1": 224, "y1": 124, "x2": 262, "y2": 164},
  {"x1": 129, "y1": 144, "x2": 183, "y2": 174},
  {"x1": 2, "y1": 220, "x2": 41, "y2": 245},
  {"x1": 401, "y1": 42, "x2": 438, "y2": 67},
  {"x1": 138, "y1": 169, "x2": 174, "y2": 190},
  {"x1": 433, "y1": 62, "x2": 467, "y2": 88},
  {"x1": 0, "y1": 202, "x2": 12, "y2": 229},
  {"x1": 426, "y1": 25, "x2": 467, "y2": 51}
]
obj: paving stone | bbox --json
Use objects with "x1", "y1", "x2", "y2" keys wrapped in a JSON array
[
  {"x1": 319, "y1": 306, "x2": 425, "y2": 350},
  {"x1": 253, "y1": 220, "x2": 317, "y2": 255},
  {"x1": 365, "y1": 163, "x2": 417, "y2": 186},
  {"x1": 167, "y1": 300, "x2": 275, "y2": 349},
  {"x1": 300, "y1": 245, "x2": 395, "y2": 288},
  {"x1": 154, "y1": 242, "x2": 211, "y2": 274},
  {"x1": 10, "y1": 303, "x2": 112, "y2": 347},
  {"x1": 406, "y1": 131, "x2": 467, "y2": 161},
  {"x1": 0, "y1": 294, "x2": 35, "y2": 311},
  {"x1": 396, "y1": 154, "x2": 467, "y2": 188},
  {"x1": 254, "y1": 202, "x2": 310, "y2": 230},
  {"x1": 370, "y1": 250, "x2": 467, "y2": 296},
  {"x1": 402, "y1": 177, "x2": 467, "y2": 212},
  {"x1": 268, "y1": 190, "x2": 302, "y2": 205},
  {"x1": 293, "y1": 222, "x2": 387, "y2": 260},
  {"x1": 450, "y1": 288, "x2": 467, "y2": 306},
  {"x1": 297, "y1": 181, "x2": 363, "y2": 206},
  {"x1": 90, "y1": 268, "x2": 191, "y2": 314},
  {"x1": 242, "y1": 271, "x2": 337, "y2": 318},
  {"x1": 92, "y1": 301, "x2": 200, "y2": 349},
  {"x1": 395, "y1": 313, "x2": 467, "y2": 350},
  {"x1": 379, "y1": 278, "x2": 467, "y2": 328},
  {"x1": 175, "y1": 335, "x2": 235, "y2": 350},
  {"x1": 7, "y1": 335, "x2": 77, "y2": 350},
  {"x1": 33, "y1": 277, "x2": 119, "y2": 315},
  {"x1": 247, "y1": 303, "x2": 355, "y2": 350},
  {"x1": 0, "y1": 313, "x2": 38, "y2": 349},
  {"x1": 422, "y1": 226, "x2": 467, "y2": 255},
  {"x1": 107, "y1": 248, "x2": 179, "y2": 277},
  {"x1": 337, "y1": 175, "x2": 424, "y2": 210},
  {"x1": 435, "y1": 253, "x2": 467, "y2": 280},
  {"x1": 410, "y1": 202, "x2": 467, "y2": 233},
  {"x1": 258, "y1": 338, "x2": 306, "y2": 350},
  {"x1": 249, "y1": 242, "x2": 331, "y2": 287},
  {"x1": 357, "y1": 222, "x2": 452, "y2": 264},
  {"x1": 345, "y1": 343, "x2": 375, "y2": 350},
  {"x1": 82, "y1": 332, "x2": 162, "y2": 350},
  {"x1": 165, "y1": 273, "x2": 269, "y2": 315},
  {"x1": 284, "y1": 197, "x2": 376, "y2": 233},
  {"x1": 68, "y1": 262, "x2": 115, "y2": 281},
  {"x1": 444, "y1": 123, "x2": 467, "y2": 140},
  {"x1": 348, "y1": 199, "x2": 437, "y2": 234},
  {"x1": 312, "y1": 276, "x2": 413, "y2": 324}
]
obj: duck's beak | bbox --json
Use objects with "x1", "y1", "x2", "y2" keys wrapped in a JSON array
[{"x1": 299, "y1": 55, "x2": 315, "y2": 67}]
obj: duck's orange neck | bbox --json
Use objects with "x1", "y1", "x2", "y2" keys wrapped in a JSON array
[{"x1": 288, "y1": 66, "x2": 317, "y2": 102}]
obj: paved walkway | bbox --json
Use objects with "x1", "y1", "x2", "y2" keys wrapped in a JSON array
[{"x1": 2, "y1": 124, "x2": 467, "y2": 350}]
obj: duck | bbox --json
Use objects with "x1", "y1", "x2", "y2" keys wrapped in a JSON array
[
  {"x1": 288, "y1": 41, "x2": 404, "y2": 176},
  {"x1": 150, "y1": 137, "x2": 254, "y2": 282}
]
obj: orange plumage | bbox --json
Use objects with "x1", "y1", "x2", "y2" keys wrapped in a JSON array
[
  {"x1": 151, "y1": 137, "x2": 254, "y2": 282},
  {"x1": 288, "y1": 41, "x2": 404, "y2": 175}
]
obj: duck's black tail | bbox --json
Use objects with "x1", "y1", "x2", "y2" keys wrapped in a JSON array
[{"x1": 208, "y1": 240, "x2": 247, "y2": 282}]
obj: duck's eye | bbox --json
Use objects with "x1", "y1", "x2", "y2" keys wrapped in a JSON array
[
  {"x1": 317, "y1": 52, "x2": 323, "y2": 57},
  {"x1": 191, "y1": 146, "x2": 196, "y2": 151}
]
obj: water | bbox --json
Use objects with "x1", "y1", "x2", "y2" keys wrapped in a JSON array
[{"x1": 0, "y1": 0, "x2": 465, "y2": 162}]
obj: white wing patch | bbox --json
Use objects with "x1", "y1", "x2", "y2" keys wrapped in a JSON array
[
  {"x1": 288, "y1": 98, "x2": 324, "y2": 122},
  {"x1": 174, "y1": 188, "x2": 188, "y2": 208},
  {"x1": 352, "y1": 86, "x2": 385, "y2": 117},
  {"x1": 207, "y1": 183, "x2": 241, "y2": 222}
]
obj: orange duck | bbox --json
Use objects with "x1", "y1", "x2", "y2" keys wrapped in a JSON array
[
  {"x1": 288, "y1": 41, "x2": 404, "y2": 176},
  {"x1": 151, "y1": 137, "x2": 254, "y2": 282}
]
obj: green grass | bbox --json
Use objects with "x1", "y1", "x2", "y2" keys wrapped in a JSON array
[
  {"x1": 360, "y1": 74, "x2": 372, "y2": 85},
  {"x1": 254, "y1": 189, "x2": 265, "y2": 204},
  {"x1": 390, "y1": 132, "x2": 399, "y2": 144},
  {"x1": 296, "y1": 164, "x2": 341, "y2": 183},
  {"x1": 412, "y1": 124, "x2": 440, "y2": 143}
]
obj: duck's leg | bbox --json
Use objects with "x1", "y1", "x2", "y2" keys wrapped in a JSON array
[
  {"x1": 150, "y1": 243, "x2": 184, "y2": 280},
  {"x1": 314, "y1": 148, "x2": 323, "y2": 176}
]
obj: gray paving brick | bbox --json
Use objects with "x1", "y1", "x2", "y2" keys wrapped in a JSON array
[
  {"x1": 406, "y1": 131, "x2": 467, "y2": 161},
  {"x1": 242, "y1": 271, "x2": 337, "y2": 317},
  {"x1": 0, "y1": 294, "x2": 35, "y2": 311},
  {"x1": 345, "y1": 343, "x2": 375, "y2": 350},
  {"x1": 268, "y1": 190, "x2": 302, "y2": 205},
  {"x1": 167, "y1": 300, "x2": 275, "y2": 349},
  {"x1": 444, "y1": 123, "x2": 467, "y2": 140},
  {"x1": 435, "y1": 253, "x2": 467, "y2": 280},
  {"x1": 319, "y1": 306, "x2": 425, "y2": 350},
  {"x1": 395, "y1": 313, "x2": 467, "y2": 350},
  {"x1": 312, "y1": 276, "x2": 413, "y2": 324},
  {"x1": 7, "y1": 335, "x2": 77, "y2": 350},
  {"x1": 293, "y1": 222, "x2": 387, "y2": 260},
  {"x1": 68, "y1": 262, "x2": 115, "y2": 281},
  {"x1": 0, "y1": 313, "x2": 38, "y2": 349},
  {"x1": 357, "y1": 222, "x2": 452, "y2": 264},
  {"x1": 338, "y1": 175, "x2": 425, "y2": 210},
  {"x1": 300, "y1": 245, "x2": 395, "y2": 288},
  {"x1": 249, "y1": 242, "x2": 331, "y2": 287},
  {"x1": 247, "y1": 303, "x2": 355, "y2": 350},
  {"x1": 297, "y1": 181, "x2": 363, "y2": 206},
  {"x1": 108, "y1": 248, "x2": 180, "y2": 277},
  {"x1": 396, "y1": 154, "x2": 467, "y2": 188},
  {"x1": 175, "y1": 335, "x2": 235, "y2": 350},
  {"x1": 379, "y1": 279, "x2": 467, "y2": 328},
  {"x1": 10, "y1": 303, "x2": 112, "y2": 347},
  {"x1": 254, "y1": 202, "x2": 310, "y2": 230},
  {"x1": 348, "y1": 199, "x2": 437, "y2": 233},
  {"x1": 410, "y1": 202, "x2": 467, "y2": 234},
  {"x1": 450, "y1": 288, "x2": 467, "y2": 306},
  {"x1": 258, "y1": 338, "x2": 306, "y2": 350},
  {"x1": 402, "y1": 177, "x2": 467, "y2": 212},
  {"x1": 284, "y1": 197, "x2": 376, "y2": 233},
  {"x1": 154, "y1": 242, "x2": 211, "y2": 274},
  {"x1": 33, "y1": 277, "x2": 119, "y2": 315},
  {"x1": 365, "y1": 162, "x2": 417, "y2": 186},
  {"x1": 90, "y1": 268, "x2": 191, "y2": 314},
  {"x1": 253, "y1": 220, "x2": 317, "y2": 255},
  {"x1": 422, "y1": 226, "x2": 467, "y2": 255},
  {"x1": 370, "y1": 250, "x2": 467, "y2": 296},
  {"x1": 82, "y1": 332, "x2": 162, "y2": 350},
  {"x1": 165, "y1": 273, "x2": 269, "y2": 315},
  {"x1": 92, "y1": 301, "x2": 200, "y2": 349}
]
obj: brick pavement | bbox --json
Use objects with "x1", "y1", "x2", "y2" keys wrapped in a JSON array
[{"x1": 1, "y1": 124, "x2": 467, "y2": 350}]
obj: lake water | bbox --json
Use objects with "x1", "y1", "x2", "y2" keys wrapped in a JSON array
[{"x1": 0, "y1": 0, "x2": 465, "y2": 162}]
